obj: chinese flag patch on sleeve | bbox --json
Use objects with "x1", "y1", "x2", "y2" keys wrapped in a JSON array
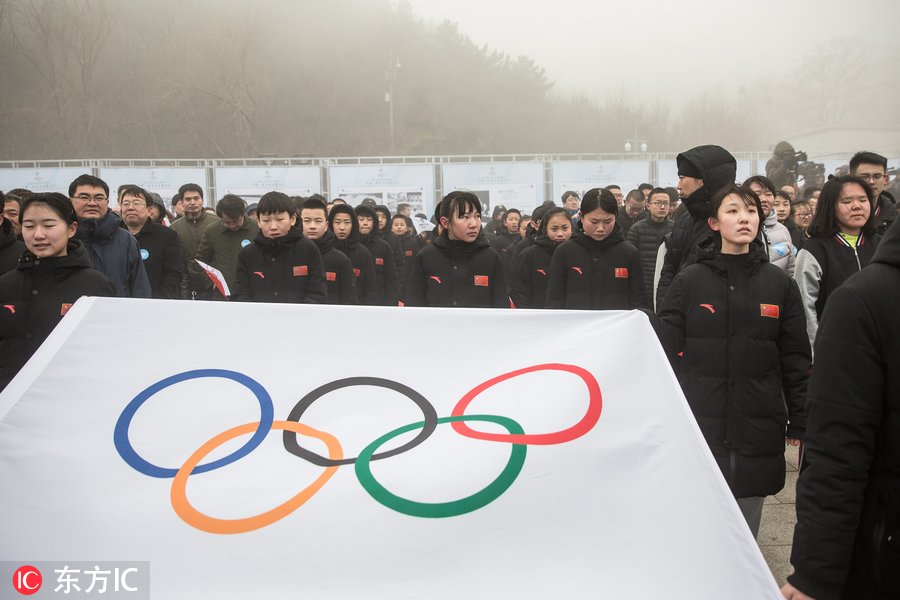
[
  {"x1": 326, "y1": 272, "x2": 337, "y2": 282},
  {"x1": 292, "y1": 265, "x2": 308, "y2": 277},
  {"x1": 474, "y1": 275, "x2": 489, "y2": 287},
  {"x1": 375, "y1": 258, "x2": 384, "y2": 266},
  {"x1": 405, "y1": 250, "x2": 414, "y2": 257},
  {"x1": 60, "y1": 303, "x2": 73, "y2": 316},
  {"x1": 615, "y1": 268, "x2": 629, "y2": 278},
  {"x1": 760, "y1": 304, "x2": 780, "y2": 319}
]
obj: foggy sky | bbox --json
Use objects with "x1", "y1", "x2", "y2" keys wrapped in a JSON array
[{"x1": 405, "y1": 0, "x2": 898, "y2": 104}]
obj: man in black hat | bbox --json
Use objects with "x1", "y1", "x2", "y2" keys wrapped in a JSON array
[{"x1": 655, "y1": 145, "x2": 737, "y2": 304}]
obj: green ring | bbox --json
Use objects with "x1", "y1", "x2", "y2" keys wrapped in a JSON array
[{"x1": 355, "y1": 415, "x2": 527, "y2": 518}]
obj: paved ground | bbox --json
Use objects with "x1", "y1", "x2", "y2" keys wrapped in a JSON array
[{"x1": 757, "y1": 444, "x2": 800, "y2": 586}]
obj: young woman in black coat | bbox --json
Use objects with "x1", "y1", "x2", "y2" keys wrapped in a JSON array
[
  {"x1": 544, "y1": 187, "x2": 647, "y2": 310},
  {"x1": 509, "y1": 207, "x2": 573, "y2": 308},
  {"x1": 391, "y1": 214, "x2": 420, "y2": 301},
  {"x1": 404, "y1": 191, "x2": 508, "y2": 308},
  {"x1": 650, "y1": 185, "x2": 811, "y2": 537},
  {"x1": 0, "y1": 193, "x2": 115, "y2": 391}
]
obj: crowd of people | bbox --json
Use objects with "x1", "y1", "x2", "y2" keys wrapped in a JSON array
[{"x1": 0, "y1": 146, "x2": 896, "y2": 599}]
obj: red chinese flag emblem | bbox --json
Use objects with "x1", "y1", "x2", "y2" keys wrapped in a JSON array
[
  {"x1": 326, "y1": 272, "x2": 337, "y2": 282},
  {"x1": 405, "y1": 250, "x2": 413, "y2": 257},
  {"x1": 60, "y1": 303, "x2": 73, "y2": 316},
  {"x1": 760, "y1": 304, "x2": 780, "y2": 319},
  {"x1": 375, "y1": 258, "x2": 384, "y2": 266},
  {"x1": 615, "y1": 268, "x2": 629, "y2": 279},
  {"x1": 474, "y1": 275, "x2": 489, "y2": 287},
  {"x1": 292, "y1": 265, "x2": 308, "y2": 277},
  {"x1": 353, "y1": 268, "x2": 361, "y2": 277}
]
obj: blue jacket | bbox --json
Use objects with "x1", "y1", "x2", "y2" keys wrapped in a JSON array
[{"x1": 75, "y1": 210, "x2": 151, "y2": 298}]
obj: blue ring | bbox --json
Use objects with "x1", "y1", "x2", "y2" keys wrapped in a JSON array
[{"x1": 113, "y1": 369, "x2": 274, "y2": 478}]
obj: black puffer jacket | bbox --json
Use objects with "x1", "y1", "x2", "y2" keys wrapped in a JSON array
[
  {"x1": 359, "y1": 232, "x2": 399, "y2": 306},
  {"x1": 874, "y1": 191, "x2": 896, "y2": 236},
  {"x1": 0, "y1": 218, "x2": 24, "y2": 276},
  {"x1": 329, "y1": 206, "x2": 378, "y2": 305},
  {"x1": 509, "y1": 236, "x2": 558, "y2": 309},
  {"x1": 489, "y1": 228, "x2": 520, "y2": 279},
  {"x1": 652, "y1": 238, "x2": 811, "y2": 498},
  {"x1": 544, "y1": 225, "x2": 647, "y2": 310},
  {"x1": 0, "y1": 241, "x2": 116, "y2": 390},
  {"x1": 396, "y1": 231, "x2": 420, "y2": 301},
  {"x1": 404, "y1": 231, "x2": 508, "y2": 308},
  {"x1": 232, "y1": 228, "x2": 326, "y2": 304},
  {"x1": 788, "y1": 218, "x2": 900, "y2": 600},
  {"x1": 657, "y1": 145, "x2": 737, "y2": 303},
  {"x1": 626, "y1": 217, "x2": 674, "y2": 306},
  {"x1": 310, "y1": 230, "x2": 357, "y2": 305}
]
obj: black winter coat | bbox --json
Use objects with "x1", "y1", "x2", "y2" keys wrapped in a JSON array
[
  {"x1": 489, "y1": 229, "x2": 520, "y2": 279},
  {"x1": 311, "y1": 231, "x2": 357, "y2": 305},
  {"x1": 232, "y1": 228, "x2": 327, "y2": 304},
  {"x1": 617, "y1": 207, "x2": 647, "y2": 236},
  {"x1": 0, "y1": 218, "x2": 24, "y2": 276},
  {"x1": 509, "y1": 236, "x2": 558, "y2": 309},
  {"x1": 123, "y1": 218, "x2": 185, "y2": 299},
  {"x1": 404, "y1": 232, "x2": 508, "y2": 308},
  {"x1": 652, "y1": 239, "x2": 811, "y2": 498},
  {"x1": 336, "y1": 237, "x2": 378, "y2": 306},
  {"x1": 544, "y1": 226, "x2": 647, "y2": 310},
  {"x1": 395, "y1": 231, "x2": 420, "y2": 301},
  {"x1": 787, "y1": 220, "x2": 900, "y2": 600},
  {"x1": 874, "y1": 191, "x2": 897, "y2": 236},
  {"x1": 0, "y1": 241, "x2": 116, "y2": 389},
  {"x1": 784, "y1": 217, "x2": 807, "y2": 251},
  {"x1": 360, "y1": 233, "x2": 399, "y2": 306},
  {"x1": 657, "y1": 145, "x2": 737, "y2": 302},
  {"x1": 625, "y1": 217, "x2": 674, "y2": 306}
]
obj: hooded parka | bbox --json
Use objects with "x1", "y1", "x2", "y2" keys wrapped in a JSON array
[{"x1": 657, "y1": 145, "x2": 737, "y2": 303}]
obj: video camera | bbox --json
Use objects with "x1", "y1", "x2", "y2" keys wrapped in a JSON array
[{"x1": 782, "y1": 149, "x2": 825, "y2": 187}]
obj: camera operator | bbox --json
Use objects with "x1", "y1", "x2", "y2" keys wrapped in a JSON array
[{"x1": 766, "y1": 141, "x2": 798, "y2": 188}]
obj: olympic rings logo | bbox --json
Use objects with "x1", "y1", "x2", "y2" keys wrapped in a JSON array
[{"x1": 113, "y1": 364, "x2": 602, "y2": 535}]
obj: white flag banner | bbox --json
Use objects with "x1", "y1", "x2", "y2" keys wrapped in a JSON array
[
  {"x1": 0, "y1": 299, "x2": 782, "y2": 599},
  {"x1": 195, "y1": 259, "x2": 231, "y2": 298}
]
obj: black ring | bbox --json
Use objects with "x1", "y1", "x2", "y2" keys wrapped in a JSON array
[{"x1": 283, "y1": 376, "x2": 439, "y2": 466}]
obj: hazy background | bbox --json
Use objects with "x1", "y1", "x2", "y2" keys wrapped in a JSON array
[{"x1": 0, "y1": 0, "x2": 897, "y2": 159}]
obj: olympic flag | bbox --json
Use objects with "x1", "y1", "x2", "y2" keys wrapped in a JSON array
[{"x1": 0, "y1": 299, "x2": 782, "y2": 599}]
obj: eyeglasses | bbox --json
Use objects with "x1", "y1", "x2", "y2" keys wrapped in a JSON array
[
  {"x1": 855, "y1": 173, "x2": 885, "y2": 182},
  {"x1": 120, "y1": 201, "x2": 146, "y2": 209},
  {"x1": 648, "y1": 201, "x2": 669, "y2": 207},
  {"x1": 73, "y1": 194, "x2": 108, "y2": 203}
]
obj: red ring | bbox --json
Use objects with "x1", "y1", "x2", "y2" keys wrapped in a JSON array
[{"x1": 450, "y1": 363, "x2": 602, "y2": 445}]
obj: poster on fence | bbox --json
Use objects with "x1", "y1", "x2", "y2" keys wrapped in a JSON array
[
  {"x1": 99, "y1": 168, "x2": 208, "y2": 209},
  {"x1": 327, "y1": 164, "x2": 435, "y2": 217},
  {"x1": 551, "y1": 160, "x2": 651, "y2": 201},
  {"x1": 214, "y1": 166, "x2": 322, "y2": 200},
  {"x1": 0, "y1": 168, "x2": 87, "y2": 196},
  {"x1": 441, "y1": 162, "x2": 544, "y2": 216},
  {"x1": 0, "y1": 299, "x2": 782, "y2": 599}
]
